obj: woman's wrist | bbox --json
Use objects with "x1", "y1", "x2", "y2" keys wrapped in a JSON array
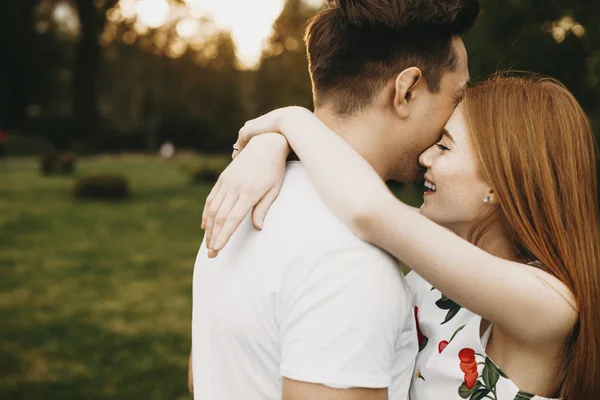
[
  {"x1": 247, "y1": 133, "x2": 290, "y2": 160},
  {"x1": 278, "y1": 107, "x2": 315, "y2": 139}
]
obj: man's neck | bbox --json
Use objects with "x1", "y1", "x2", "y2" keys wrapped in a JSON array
[{"x1": 314, "y1": 107, "x2": 392, "y2": 180}]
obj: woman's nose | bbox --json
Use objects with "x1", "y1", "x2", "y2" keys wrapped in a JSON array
[{"x1": 419, "y1": 146, "x2": 434, "y2": 168}]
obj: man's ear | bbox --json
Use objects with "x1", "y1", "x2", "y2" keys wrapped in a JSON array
[{"x1": 393, "y1": 67, "x2": 424, "y2": 119}]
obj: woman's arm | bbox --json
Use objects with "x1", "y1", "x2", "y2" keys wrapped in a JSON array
[
  {"x1": 219, "y1": 106, "x2": 577, "y2": 344},
  {"x1": 203, "y1": 133, "x2": 289, "y2": 257}
]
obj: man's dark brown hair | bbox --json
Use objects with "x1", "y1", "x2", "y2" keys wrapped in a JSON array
[{"x1": 305, "y1": 0, "x2": 480, "y2": 114}]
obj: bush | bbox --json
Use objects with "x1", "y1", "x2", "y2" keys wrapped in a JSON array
[
  {"x1": 39, "y1": 152, "x2": 77, "y2": 175},
  {"x1": 187, "y1": 156, "x2": 229, "y2": 184},
  {"x1": 191, "y1": 167, "x2": 221, "y2": 183},
  {"x1": 73, "y1": 174, "x2": 130, "y2": 200},
  {"x1": 57, "y1": 152, "x2": 76, "y2": 175},
  {"x1": 40, "y1": 154, "x2": 57, "y2": 175}
]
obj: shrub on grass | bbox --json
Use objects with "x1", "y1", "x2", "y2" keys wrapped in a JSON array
[
  {"x1": 191, "y1": 167, "x2": 221, "y2": 183},
  {"x1": 57, "y1": 152, "x2": 76, "y2": 175},
  {"x1": 73, "y1": 174, "x2": 130, "y2": 200},
  {"x1": 188, "y1": 156, "x2": 229, "y2": 184},
  {"x1": 40, "y1": 154, "x2": 57, "y2": 175}
]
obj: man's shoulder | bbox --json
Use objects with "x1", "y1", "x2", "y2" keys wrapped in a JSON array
[{"x1": 269, "y1": 163, "x2": 368, "y2": 239}]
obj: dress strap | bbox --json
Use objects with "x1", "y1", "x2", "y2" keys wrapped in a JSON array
[{"x1": 481, "y1": 324, "x2": 493, "y2": 350}]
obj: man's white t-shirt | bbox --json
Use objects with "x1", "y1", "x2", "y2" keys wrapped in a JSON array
[{"x1": 192, "y1": 162, "x2": 417, "y2": 399}]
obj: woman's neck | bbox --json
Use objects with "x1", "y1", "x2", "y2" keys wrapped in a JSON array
[{"x1": 459, "y1": 222, "x2": 518, "y2": 262}]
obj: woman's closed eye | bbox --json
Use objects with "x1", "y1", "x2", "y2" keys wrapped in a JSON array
[{"x1": 436, "y1": 143, "x2": 450, "y2": 151}]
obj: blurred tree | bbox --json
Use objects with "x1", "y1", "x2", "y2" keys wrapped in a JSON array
[
  {"x1": 464, "y1": 0, "x2": 600, "y2": 129},
  {"x1": 253, "y1": 0, "x2": 318, "y2": 116},
  {"x1": 2, "y1": 0, "x2": 599, "y2": 158},
  {"x1": 0, "y1": 0, "x2": 40, "y2": 131},
  {"x1": 72, "y1": 0, "x2": 120, "y2": 148},
  {"x1": 98, "y1": 13, "x2": 248, "y2": 153}
]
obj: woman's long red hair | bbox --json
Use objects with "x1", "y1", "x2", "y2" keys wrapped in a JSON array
[{"x1": 464, "y1": 74, "x2": 600, "y2": 399}]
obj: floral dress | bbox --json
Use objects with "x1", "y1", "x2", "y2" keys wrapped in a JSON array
[{"x1": 406, "y1": 271, "x2": 559, "y2": 400}]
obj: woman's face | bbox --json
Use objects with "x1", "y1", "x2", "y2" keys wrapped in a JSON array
[{"x1": 418, "y1": 106, "x2": 493, "y2": 236}]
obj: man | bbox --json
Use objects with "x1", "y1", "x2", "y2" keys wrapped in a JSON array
[{"x1": 190, "y1": 0, "x2": 478, "y2": 398}]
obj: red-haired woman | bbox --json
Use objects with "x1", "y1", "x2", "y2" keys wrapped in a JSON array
[{"x1": 202, "y1": 75, "x2": 600, "y2": 400}]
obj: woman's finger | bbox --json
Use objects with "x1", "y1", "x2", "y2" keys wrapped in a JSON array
[
  {"x1": 207, "y1": 248, "x2": 219, "y2": 258},
  {"x1": 203, "y1": 188, "x2": 227, "y2": 249},
  {"x1": 209, "y1": 192, "x2": 239, "y2": 250},
  {"x1": 211, "y1": 194, "x2": 256, "y2": 252},
  {"x1": 231, "y1": 144, "x2": 240, "y2": 160},
  {"x1": 251, "y1": 184, "x2": 281, "y2": 231},
  {"x1": 202, "y1": 179, "x2": 222, "y2": 229}
]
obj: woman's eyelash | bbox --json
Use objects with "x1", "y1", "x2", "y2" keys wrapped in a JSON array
[{"x1": 436, "y1": 143, "x2": 450, "y2": 151}]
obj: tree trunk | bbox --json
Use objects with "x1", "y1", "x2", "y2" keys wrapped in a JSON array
[
  {"x1": 0, "y1": 0, "x2": 39, "y2": 130},
  {"x1": 72, "y1": 0, "x2": 118, "y2": 150}
]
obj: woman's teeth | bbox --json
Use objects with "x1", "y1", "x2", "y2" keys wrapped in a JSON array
[{"x1": 425, "y1": 181, "x2": 437, "y2": 191}]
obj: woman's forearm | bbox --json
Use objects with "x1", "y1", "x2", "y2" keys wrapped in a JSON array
[
  {"x1": 277, "y1": 109, "x2": 574, "y2": 342},
  {"x1": 278, "y1": 108, "x2": 391, "y2": 230},
  {"x1": 360, "y1": 195, "x2": 575, "y2": 341}
]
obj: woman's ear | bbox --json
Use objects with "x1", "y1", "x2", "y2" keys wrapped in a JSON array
[
  {"x1": 393, "y1": 67, "x2": 423, "y2": 119},
  {"x1": 483, "y1": 189, "x2": 497, "y2": 205}
]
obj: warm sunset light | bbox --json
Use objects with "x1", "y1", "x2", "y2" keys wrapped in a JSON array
[
  {"x1": 136, "y1": 0, "x2": 170, "y2": 29},
  {"x1": 118, "y1": 0, "x2": 325, "y2": 68},
  {"x1": 185, "y1": 0, "x2": 285, "y2": 67}
]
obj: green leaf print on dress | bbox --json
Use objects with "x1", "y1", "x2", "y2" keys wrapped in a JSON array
[
  {"x1": 435, "y1": 293, "x2": 463, "y2": 324},
  {"x1": 457, "y1": 348, "x2": 510, "y2": 400}
]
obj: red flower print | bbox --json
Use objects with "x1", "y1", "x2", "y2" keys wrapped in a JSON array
[
  {"x1": 460, "y1": 361, "x2": 478, "y2": 374},
  {"x1": 438, "y1": 340, "x2": 449, "y2": 353},
  {"x1": 438, "y1": 324, "x2": 465, "y2": 354},
  {"x1": 414, "y1": 306, "x2": 429, "y2": 352},
  {"x1": 458, "y1": 348, "x2": 476, "y2": 363},
  {"x1": 464, "y1": 372, "x2": 478, "y2": 389},
  {"x1": 458, "y1": 348, "x2": 479, "y2": 390}
]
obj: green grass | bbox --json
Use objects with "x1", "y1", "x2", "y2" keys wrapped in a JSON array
[
  {"x1": 0, "y1": 155, "x2": 217, "y2": 400},
  {"x1": 0, "y1": 155, "x2": 422, "y2": 399}
]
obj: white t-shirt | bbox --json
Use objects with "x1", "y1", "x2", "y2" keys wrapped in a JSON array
[{"x1": 191, "y1": 162, "x2": 417, "y2": 400}]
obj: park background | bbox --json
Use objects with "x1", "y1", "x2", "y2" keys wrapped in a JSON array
[{"x1": 1, "y1": 0, "x2": 599, "y2": 399}]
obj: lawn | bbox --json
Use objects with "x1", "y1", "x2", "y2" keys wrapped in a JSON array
[
  {"x1": 0, "y1": 155, "x2": 216, "y2": 400},
  {"x1": 0, "y1": 155, "x2": 422, "y2": 400}
]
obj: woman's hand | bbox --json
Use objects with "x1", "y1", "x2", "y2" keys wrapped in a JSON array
[
  {"x1": 187, "y1": 351, "x2": 193, "y2": 395},
  {"x1": 232, "y1": 106, "x2": 313, "y2": 158},
  {"x1": 202, "y1": 133, "x2": 289, "y2": 258}
]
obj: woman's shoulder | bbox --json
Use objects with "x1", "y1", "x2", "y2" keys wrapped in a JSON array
[
  {"x1": 517, "y1": 261, "x2": 579, "y2": 340},
  {"x1": 526, "y1": 261, "x2": 577, "y2": 314}
]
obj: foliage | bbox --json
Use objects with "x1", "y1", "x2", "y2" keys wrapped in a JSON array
[
  {"x1": 39, "y1": 152, "x2": 77, "y2": 175},
  {"x1": 58, "y1": 152, "x2": 77, "y2": 174},
  {"x1": 464, "y1": 0, "x2": 600, "y2": 120},
  {"x1": 0, "y1": 0, "x2": 599, "y2": 153},
  {"x1": 40, "y1": 154, "x2": 57, "y2": 175},
  {"x1": 73, "y1": 173, "x2": 130, "y2": 200},
  {"x1": 252, "y1": 0, "x2": 318, "y2": 116}
]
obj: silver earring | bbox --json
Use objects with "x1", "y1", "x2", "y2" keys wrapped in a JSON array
[{"x1": 483, "y1": 195, "x2": 490, "y2": 204}]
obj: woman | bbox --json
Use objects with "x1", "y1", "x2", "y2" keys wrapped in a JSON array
[{"x1": 201, "y1": 75, "x2": 600, "y2": 399}]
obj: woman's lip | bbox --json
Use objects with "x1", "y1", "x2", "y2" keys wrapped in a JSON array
[
  {"x1": 424, "y1": 175, "x2": 435, "y2": 184},
  {"x1": 424, "y1": 190, "x2": 436, "y2": 197}
]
